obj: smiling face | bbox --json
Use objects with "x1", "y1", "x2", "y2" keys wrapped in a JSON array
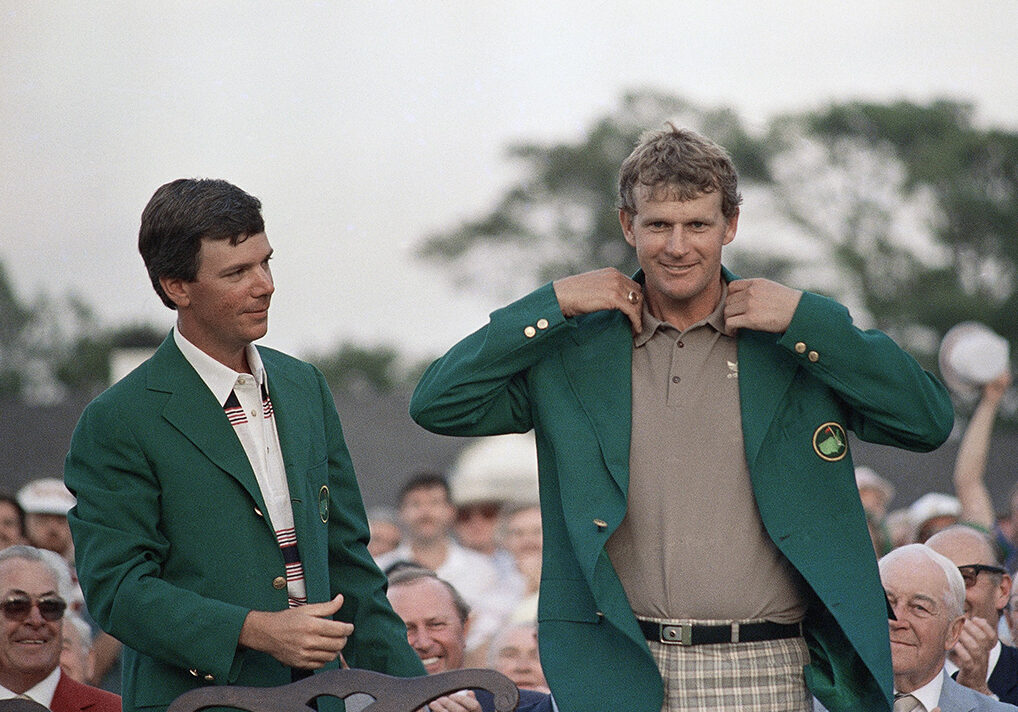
[
  {"x1": 881, "y1": 548, "x2": 965, "y2": 693},
  {"x1": 619, "y1": 186, "x2": 737, "y2": 331},
  {"x1": 161, "y1": 232, "x2": 274, "y2": 372},
  {"x1": 387, "y1": 577, "x2": 467, "y2": 675},
  {"x1": 0, "y1": 558, "x2": 63, "y2": 693}
]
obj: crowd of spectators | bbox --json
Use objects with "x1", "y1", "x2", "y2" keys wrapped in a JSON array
[{"x1": 3, "y1": 367, "x2": 1016, "y2": 710}]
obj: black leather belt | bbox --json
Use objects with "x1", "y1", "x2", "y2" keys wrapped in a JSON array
[{"x1": 638, "y1": 619, "x2": 802, "y2": 646}]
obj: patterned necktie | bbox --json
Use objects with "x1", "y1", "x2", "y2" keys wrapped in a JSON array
[{"x1": 893, "y1": 692, "x2": 920, "y2": 712}]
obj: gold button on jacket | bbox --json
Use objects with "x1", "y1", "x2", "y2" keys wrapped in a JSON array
[{"x1": 272, "y1": 576, "x2": 286, "y2": 590}]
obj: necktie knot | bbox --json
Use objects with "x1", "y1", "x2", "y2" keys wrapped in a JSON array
[{"x1": 893, "y1": 692, "x2": 920, "y2": 712}]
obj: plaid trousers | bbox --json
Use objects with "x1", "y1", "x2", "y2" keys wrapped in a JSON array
[{"x1": 646, "y1": 621, "x2": 811, "y2": 712}]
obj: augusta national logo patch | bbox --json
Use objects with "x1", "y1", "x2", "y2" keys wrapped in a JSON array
[
  {"x1": 813, "y1": 422, "x2": 848, "y2": 461},
  {"x1": 319, "y1": 485, "x2": 330, "y2": 523}
]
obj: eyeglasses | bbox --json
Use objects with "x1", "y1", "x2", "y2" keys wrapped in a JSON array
[
  {"x1": 957, "y1": 564, "x2": 1007, "y2": 588},
  {"x1": 456, "y1": 504, "x2": 500, "y2": 522},
  {"x1": 0, "y1": 595, "x2": 67, "y2": 622}
]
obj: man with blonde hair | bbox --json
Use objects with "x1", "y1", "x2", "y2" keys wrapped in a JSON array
[{"x1": 411, "y1": 124, "x2": 954, "y2": 711}]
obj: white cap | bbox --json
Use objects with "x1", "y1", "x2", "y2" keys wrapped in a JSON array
[
  {"x1": 908, "y1": 492, "x2": 961, "y2": 530},
  {"x1": 449, "y1": 432, "x2": 539, "y2": 507},
  {"x1": 16, "y1": 478, "x2": 76, "y2": 515},
  {"x1": 855, "y1": 465, "x2": 895, "y2": 503},
  {"x1": 938, "y1": 321, "x2": 1010, "y2": 397}
]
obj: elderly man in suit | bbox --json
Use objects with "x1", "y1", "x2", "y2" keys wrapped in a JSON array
[
  {"x1": 409, "y1": 125, "x2": 954, "y2": 711},
  {"x1": 0, "y1": 546, "x2": 120, "y2": 712},
  {"x1": 64, "y1": 178, "x2": 423, "y2": 712},
  {"x1": 879, "y1": 544, "x2": 1017, "y2": 712},
  {"x1": 927, "y1": 526, "x2": 1018, "y2": 704}
]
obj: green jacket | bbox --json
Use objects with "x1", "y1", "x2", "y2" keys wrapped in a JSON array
[
  {"x1": 410, "y1": 271, "x2": 954, "y2": 712},
  {"x1": 65, "y1": 334, "x2": 423, "y2": 712}
]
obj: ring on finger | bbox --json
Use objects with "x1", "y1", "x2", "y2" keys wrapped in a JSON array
[{"x1": 627, "y1": 290, "x2": 640, "y2": 305}]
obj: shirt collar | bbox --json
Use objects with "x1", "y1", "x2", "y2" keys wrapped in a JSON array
[
  {"x1": 895, "y1": 666, "x2": 945, "y2": 712},
  {"x1": 173, "y1": 327, "x2": 267, "y2": 406},
  {"x1": 0, "y1": 666, "x2": 62, "y2": 705},
  {"x1": 633, "y1": 280, "x2": 729, "y2": 348}
]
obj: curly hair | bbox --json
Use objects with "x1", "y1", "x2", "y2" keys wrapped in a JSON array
[{"x1": 618, "y1": 123, "x2": 742, "y2": 218}]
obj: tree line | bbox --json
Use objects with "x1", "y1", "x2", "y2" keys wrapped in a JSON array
[{"x1": 3, "y1": 91, "x2": 1016, "y2": 411}]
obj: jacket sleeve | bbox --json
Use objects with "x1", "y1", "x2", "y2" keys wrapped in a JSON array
[
  {"x1": 777, "y1": 290, "x2": 954, "y2": 451},
  {"x1": 410, "y1": 282, "x2": 573, "y2": 436},
  {"x1": 314, "y1": 367, "x2": 425, "y2": 676}
]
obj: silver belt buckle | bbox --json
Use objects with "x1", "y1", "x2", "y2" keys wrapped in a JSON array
[{"x1": 660, "y1": 623, "x2": 692, "y2": 645}]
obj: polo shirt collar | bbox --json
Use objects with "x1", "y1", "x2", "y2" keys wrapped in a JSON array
[{"x1": 633, "y1": 280, "x2": 728, "y2": 348}]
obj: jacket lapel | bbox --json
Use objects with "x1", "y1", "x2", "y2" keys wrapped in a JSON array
[
  {"x1": 146, "y1": 334, "x2": 270, "y2": 518},
  {"x1": 737, "y1": 328, "x2": 798, "y2": 470},
  {"x1": 560, "y1": 309, "x2": 633, "y2": 496}
]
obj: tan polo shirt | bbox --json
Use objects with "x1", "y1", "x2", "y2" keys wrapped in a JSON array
[{"x1": 604, "y1": 284, "x2": 807, "y2": 623}]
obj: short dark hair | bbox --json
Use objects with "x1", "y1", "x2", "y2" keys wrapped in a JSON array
[
  {"x1": 138, "y1": 178, "x2": 265, "y2": 309},
  {"x1": 618, "y1": 123, "x2": 742, "y2": 219},
  {"x1": 387, "y1": 566, "x2": 470, "y2": 625},
  {"x1": 0, "y1": 493, "x2": 25, "y2": 536},
  {"x1": 397, "y1": 471, "x2": 450, "y2": 508}
]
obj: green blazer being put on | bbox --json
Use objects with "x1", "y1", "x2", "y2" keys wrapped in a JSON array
[
  {"x1": 65, "y1": 334, "x2": 424, "y2": 712},
  {"x1": 409, "y1": 269, "x2": 954, "y2": 712}
]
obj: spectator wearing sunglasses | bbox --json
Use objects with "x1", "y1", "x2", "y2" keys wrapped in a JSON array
[
  {"x1": 0, "y1": 545, "x2": 120, "y2": 712},
  {"x1": 928, "y1": 526, "x2": 1018, "y2": 704}
]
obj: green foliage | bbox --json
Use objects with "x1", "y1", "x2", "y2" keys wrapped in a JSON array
[
  {"x1": 306, "y1": 341, "x2": 412, "y2": 395},
  {"x1": 784, "y1": 100, "x2": 1018, "y2": 356},
  {"x1": 0, "y1": 261, "x2": 166, "y2": 402},
  {"x1": 417, "y1": 90, "x2": 773, "y2": 295}
]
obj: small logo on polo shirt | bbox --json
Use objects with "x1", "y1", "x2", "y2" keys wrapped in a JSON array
[{"x1": 813, "y1": 422, "x2": 848, "y2": 461}]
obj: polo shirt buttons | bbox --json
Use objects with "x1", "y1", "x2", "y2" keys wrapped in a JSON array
[
  {"x1": 537, "y1": 318, "x2": 549, "y2": 330},
  {"x1": 524, "y1": 326, "x2": 537, "y2": 338},
  {"x1": 272, "y1": 576, "x2": 287, "y2": 590}
]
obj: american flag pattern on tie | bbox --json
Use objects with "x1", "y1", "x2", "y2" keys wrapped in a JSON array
[{"x1": 223, "y1": 387, "x2": 308, "y2": 608}]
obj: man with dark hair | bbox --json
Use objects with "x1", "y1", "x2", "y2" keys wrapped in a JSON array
[
  {"x1": 410, "y1": 125, "x2": 954, "y2": 711},
  {"x1": 64, "y1": 178, "x2": 423, "y2": 712},
  {"x1": 0, "y1": 545, "x2": 120, "y2": 712},
  {"x1": 0, "y1": 496, "x2": 25, "y2": 551}
]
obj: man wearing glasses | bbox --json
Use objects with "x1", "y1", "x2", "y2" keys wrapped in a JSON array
[
  {"x1": 928, "y1": 525, "x2": 1018, "y2": 704},
  {"x1": 0, "y1": 545, "x2": 121, "y2": 712}
]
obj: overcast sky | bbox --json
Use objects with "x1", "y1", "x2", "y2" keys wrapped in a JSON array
[{"x1": 2, "y1": 1, "x2": 1016, "y2": 360}]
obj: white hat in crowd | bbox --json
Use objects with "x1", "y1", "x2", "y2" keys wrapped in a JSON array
[{"x1": 16, "y1": 477, "x2": 76, "y2": 515}]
